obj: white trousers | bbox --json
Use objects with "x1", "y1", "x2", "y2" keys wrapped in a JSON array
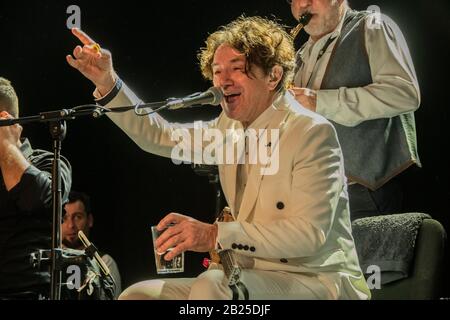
[{"x1": 118, "y1": 269, "x2": 335, "y2": 300}]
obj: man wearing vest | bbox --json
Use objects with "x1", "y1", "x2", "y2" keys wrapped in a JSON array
[{"x1": 289, "y1": 0, "x2": 421, "y2": 220}]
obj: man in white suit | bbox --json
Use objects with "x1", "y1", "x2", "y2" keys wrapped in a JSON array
[{"x1": 67, "y1": 16, "x2": 370, "y2": 300}]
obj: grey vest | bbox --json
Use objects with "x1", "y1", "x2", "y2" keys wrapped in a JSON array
[{"x1": 297, "y1": 10, "x2": 420, "y2": 190}]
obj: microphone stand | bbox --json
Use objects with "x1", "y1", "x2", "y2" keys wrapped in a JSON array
[
  {"x1": 0, "y1": 95, "x2": 203, "y2": 300},
  {"x1": 0, "y1": 106, "x2": 132, "y2": 300},
  {"x1": 49, "y1": 117, "x2": 65, "y2": 300},
  {"x1": 191, "y1": 164, "x2": 223, "y2": 218}
]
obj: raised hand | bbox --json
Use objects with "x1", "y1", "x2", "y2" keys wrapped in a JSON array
[{"x1": 66, "y1": 28, "x2": 117, "y2": 96}]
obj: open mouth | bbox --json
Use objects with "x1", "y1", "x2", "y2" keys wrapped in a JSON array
[{"x1": 224, "y1": 93, "x2": 241, "y2": 104}]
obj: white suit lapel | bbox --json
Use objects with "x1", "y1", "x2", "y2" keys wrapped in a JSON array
[
  {"x1": 237, "y1": 108, "x2": 288, "y2": 221},
  {"x1": 219, "y1": 122, "x2": 244, "y2": 217}
]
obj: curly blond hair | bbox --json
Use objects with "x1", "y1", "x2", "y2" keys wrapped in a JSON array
[{"x1": 198, "y1": 16, "x2": 295, "y2": 91}]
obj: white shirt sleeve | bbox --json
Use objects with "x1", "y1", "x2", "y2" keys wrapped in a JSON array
[
  {"x1": 101, "y1": 254, "x2": 122, "y2": 299},
  {"x1": 316, "y1": 13, "x2": 421, "y2": 127}
]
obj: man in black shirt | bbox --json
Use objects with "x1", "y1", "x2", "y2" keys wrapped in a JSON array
[{"x1": 0, "y1": 77, "x2": 72, "y2": 299}]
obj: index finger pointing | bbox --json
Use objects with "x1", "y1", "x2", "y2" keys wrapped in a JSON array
[{"x1": 71, "y1": 28, "x2": 96, "y2": 46}]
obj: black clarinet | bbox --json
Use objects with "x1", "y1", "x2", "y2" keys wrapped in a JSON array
[{"x1": 290, "y1": 12, "x2": 313, "y2": 39}]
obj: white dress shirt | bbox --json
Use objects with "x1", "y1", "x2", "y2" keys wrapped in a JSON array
[
  {"x1": 234, "y1": 105, "x2": 277, "y2": 216},
  {"x1": 294, "y1": 7, "x2": 420, "y2": 127}
]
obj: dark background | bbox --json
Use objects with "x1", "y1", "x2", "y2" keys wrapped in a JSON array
[{"x1": 1, "y1": 0, "x2": 449, "y2": 295}]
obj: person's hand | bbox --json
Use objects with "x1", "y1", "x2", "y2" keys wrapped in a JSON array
[
  {"x1": 0, "y1": 111, "x2": 22, "y2": 156},
  {"x1": 155, "y1": 213, "x2": 218, "y2": 261},
  {"x1": 66, "y1": 28, "x2": 117, "y2": 96},
  {"x1": 289, "y1": 87, "x2": 317, "y2": 112}
]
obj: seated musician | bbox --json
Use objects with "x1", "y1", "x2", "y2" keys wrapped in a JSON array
[{"x1": 66, "y1": 16, "x2": 370, "y2": 300}]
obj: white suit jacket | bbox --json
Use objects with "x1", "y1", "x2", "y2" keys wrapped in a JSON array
[{"x1": 104, "y1": 83, "x2": 371, "y2": 299}]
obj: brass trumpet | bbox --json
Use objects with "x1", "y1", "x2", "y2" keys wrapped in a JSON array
[{"x1": 290, "y1": 12, "x2": 313, "y2": 40}]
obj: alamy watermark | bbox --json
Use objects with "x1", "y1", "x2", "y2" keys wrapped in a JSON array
[
  {"x1": 170, "y1": 123, "x2": 280, "y2": 175},
  {"x1": 66, "y1": 5, "x2": 81, "y2": 29},
  {"x1": 64, "y1": 264, "x2": 95, "y2": 294},
  {"x1": 66, "y1": 264, "x2": 82, "y2": 290},
  {"x1": 367, "y1": 5, "x2": 382, "y2": 30},
  {"x1": 366, "y1": 265, "x2": 381, "y2": 290}
]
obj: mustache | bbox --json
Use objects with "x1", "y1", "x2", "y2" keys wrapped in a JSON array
[{"x1": 300, "y1": 10, "x2": 314, "y2": 16}]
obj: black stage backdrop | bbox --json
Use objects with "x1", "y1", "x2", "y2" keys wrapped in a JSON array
[{"x1": 1, "y1": 0, "x2": 449, "y2": 295}]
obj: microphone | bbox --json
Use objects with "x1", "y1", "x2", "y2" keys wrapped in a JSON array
[
  {"x1": 165, "y1": 87, "x2": 223, "y2": 110},
  {"x1": 78, "y1": 230, "x2": 116, "y2": 300},
  {"x1": 78, "y1": 230, "x2": 111, "y2": 278}
]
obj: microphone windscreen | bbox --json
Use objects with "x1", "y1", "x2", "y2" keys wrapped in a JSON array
[{"x1": 207, "y1": 87, "x2": 224, "y2": 106}]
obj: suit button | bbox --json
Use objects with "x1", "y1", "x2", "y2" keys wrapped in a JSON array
[
  {"x1": 238, "y1": 244, "x2": 243, "y2": 250},
  {"x1": 280, "y1": 258, "x2": 288, "y2": 263},
  {"x1": 250, "y1": 247, "x2": 256, "y2": 252},
  {"x1": 243, "y1": 245, "x2": 249, "y2": 251},
  {"x1": 276, "y1": 202, "x2": 285, "y2": 210},
  {"x1": 232, "y1": 243, "x2": 238, "y2": 249}
]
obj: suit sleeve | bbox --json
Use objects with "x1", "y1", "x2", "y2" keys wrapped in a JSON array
[{"x1": 103, "y1": 82, "x2": 220, "y2": 162}]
